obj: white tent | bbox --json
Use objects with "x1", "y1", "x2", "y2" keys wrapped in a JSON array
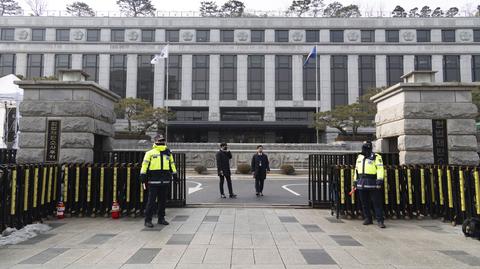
[{"x1": 0, "y1": 74, "x2": 23, "y2": 149}]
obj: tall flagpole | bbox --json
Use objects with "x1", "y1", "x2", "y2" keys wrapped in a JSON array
[
  {"x1": 315, "y1": 45, "x2": 319, "y2": 144},
  {"x1": 165, "y1": 45, "x2": 169, "y2": 142}
]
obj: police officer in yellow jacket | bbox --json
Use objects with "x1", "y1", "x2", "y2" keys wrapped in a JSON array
[
  {"x1": 353, "y1": 141, "x2": 386, "y2": 228},
  {"x1": 140, "y1": 134, "x2": 177, "y2": 228}
]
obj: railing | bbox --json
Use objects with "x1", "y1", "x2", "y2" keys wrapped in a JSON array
[
  {"x1": 331, "y1": 165, "x2": 480, "y2": 224},
  {"x1": 0, "y1": 159, "x2": 186, "y2": 232},
  {"x1": 308, "y1": 153, "x2": 399, "y2": 208},
  {"x1": 6, "y1": 9, "x2": 480, "y2": 18},
  {"x1": 0, "y1": 149, "x2": 16, "y2": 164}
]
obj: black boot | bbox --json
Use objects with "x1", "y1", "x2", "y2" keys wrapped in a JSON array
[
  {"x1": 377, "y1": 221, "x2": 386, "y2": 228},
  {"x1": 158, "y1": 218, "x2": 169, "y2": 225},
  {"x1": 229, "y1": 194, "x2": 237, "y2": 198},
  {"x1": 144, "y1": 221, "x2": 154, "y2": 228},
  {"x1": 363, "y1": 218, "x2": 373, "y2": 225}
]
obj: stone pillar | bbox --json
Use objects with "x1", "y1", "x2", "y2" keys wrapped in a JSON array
[
  {"x1": 375, "y1": 55, "x2": 387, "y2": 88},
  {"x1": 208, "y1": 54, "x2": 220, "y2": 121},
  {"x1": 101, "y1": 29, "x2": 111, "y2": 42},
  {"x1": 210, "y1": 29, "x2": 220, "y2": 42},
  {"x1": 292, "y1": 55, "x2": 303, "y2": 102},
  {"x1": 460, "y1": 54, "x2": 472, "y2": 82},
  {"x1": 265, "y1": 30, "x2": 275, "y2": 42},
  {"x1": 71, "y1": 54, "x2": 82, "y2": 70},
  {"x1": 264, "y1": 55, "x2": 275, "y2": 121},
  {"x1": 403, "y1": 55, "x2": 415, "y2": 75},
  {"x1": 181, "y1": 55, "x2": 192, "y2": 101},
  {"x1": 45, "y1": 28, "x2": 55, "y2": 41},
  {"x1": 98, "y1": 54, "x2": 110, "y2": 89},
  {"x1": 431, "y1": 29, "x2": 442, "y2": 42},
  {"x1": 155, "y1": 29, "x2": 165, "y2": 42},
  {"x1": 347, "y1": 54, "x2": 359, "y2": 104},
  {"x1": 319, "y1": 55, "x2": 331, "y2": 112},
  {"x1": 319, "y1": 30, "x2": 329, "y2": 42},
  {"x1": 44, "y1": 53, "x2": 55, "y2": 77},
  {"x1": 153, "y1": 57, "x2": 165, "y2": 107},
  {"x1": 432, "y1": 55, "x2": 443, "y2": 82},
  {"x1": 372, "y1": 71, "x2": 479, "y2": 165},
  {"x1": 237, "y1": 55, "x2": 248, "y2": 101},
  {"x1": 375, "y1": 29, "x2": 385, "y2": 42},
  {"x1": 16, "y1": 70, "x2": 120, "y2": 163},
  {"x1": 126, "y1": 54, "x2": 137, "y2": 98},
  {"x1": 15, "y1": 53, "x2": 27, "y2": 77}
]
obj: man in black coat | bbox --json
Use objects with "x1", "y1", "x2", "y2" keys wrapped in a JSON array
[
  {"x1": 215, "y1": 143, "x2": 237, "y2": 198},
  {"x1": 251, "y1": 145, "x2": 270, "y2": 196}
]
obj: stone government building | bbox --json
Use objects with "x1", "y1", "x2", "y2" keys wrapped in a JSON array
[{"x1": 1, "y1": 16, "x2": 479, "y2": 143}]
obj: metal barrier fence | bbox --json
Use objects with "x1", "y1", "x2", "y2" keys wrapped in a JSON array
[
  {"x1": 308, "y1": 153, "x2": 399, "y2": 208},
  {"x1": 0, "y1": 156, "x2": 186, "y2": 231},
  {"x1": 331, "y1": 165, "x2": 480, "y2": 224},
  {"x1": 0, "y1": 149, "x2": 16, "y2": 164}
]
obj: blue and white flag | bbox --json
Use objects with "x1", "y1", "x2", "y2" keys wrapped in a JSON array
[
  {"x1": 151, "y1": 45, "x2": 169, "y2": 64},
  {"x1": 303, "y1": 46, "x2": 317, "y2": 66}
]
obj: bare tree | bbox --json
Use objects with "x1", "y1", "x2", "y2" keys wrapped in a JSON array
[
  {"x1": 0, "y1": 0, "x2": 22, "y2": 16},
  {"x1": 26, "y1": 0, "x2": 47, "y2": 16}
]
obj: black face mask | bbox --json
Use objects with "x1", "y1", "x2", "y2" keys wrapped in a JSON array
[
  {"x1": 361, "y1": 144, "x2": 372, "y2": 156},
  {"x1": 222, "y1": 146, "x2": 228, "y2": 150},
  {"x1": 155, "y1": 141, "x2": 165, "y2": 146}
]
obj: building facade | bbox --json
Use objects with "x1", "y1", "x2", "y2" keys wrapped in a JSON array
[{"x1": 1, "y1": 16, "x2": 479, "y2": 143}]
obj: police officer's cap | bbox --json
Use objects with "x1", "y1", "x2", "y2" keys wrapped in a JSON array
[{"x1": 154, "y1": 134, "x2": 166, "y2": 142}]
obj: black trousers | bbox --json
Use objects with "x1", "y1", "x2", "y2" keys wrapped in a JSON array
[
  {"x1": 255, "y1": 173, "x2": 266, "y2": 193},
  {"x1": 145, "y1": 184, "x2": 169, "y2": 222},
  {"x1": 219, "y1": 175, "x2": 234, "y2": 195},
  {"x1": 358, "y1": 189, "x2": 384, "y2": 222}
]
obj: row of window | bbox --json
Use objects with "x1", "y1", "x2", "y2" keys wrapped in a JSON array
[
  {"x1": 2, "y1": 53, "x2": 479, "y2": 107},
  {"x1": 170, "y1": 107, "x2": 315, "y2": 122},
  {"x1": 2, "y1": 28, "x2": 480, "y2": 43}
]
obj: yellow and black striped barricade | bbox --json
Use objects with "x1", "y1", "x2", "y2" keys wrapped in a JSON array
[
  {"x1": 472, "y1": 167, "x2": 480, "y2": 218},
  {"x1": 168, "y1": 153, "x2": 187, "y2": 207},
  {"x1": 383, "y1": 165, "x2": 395, "y2": 219},
  {"x1": 116, "y1": 163, "x2": 128, "y2": 217},
  {"x1": 0, "y1": 166, "x2": 9, "y2": 231},
  {"x1": 102, "y1": 163, "x2": 114, "y2": 217}
]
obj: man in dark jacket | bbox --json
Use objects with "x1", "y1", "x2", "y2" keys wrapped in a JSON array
[
  {"x1": 251, "y1": 145, "x2": 270, "y2": 196},
  {"x1": 215, "y1": 142, "x2": 237, "y2": 198}
]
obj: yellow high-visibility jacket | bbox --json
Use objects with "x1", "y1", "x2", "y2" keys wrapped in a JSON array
[
  {"x1": 140, "y1": 144, "x2": 177, "y2": 184},
  {"x1": 354, "y1": 153, "x2": 384, "y2": 189}
]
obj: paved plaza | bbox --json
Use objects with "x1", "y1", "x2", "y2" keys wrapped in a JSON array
[{"x1": 1, "y1": 207, "x2": 480, "y2": 269}]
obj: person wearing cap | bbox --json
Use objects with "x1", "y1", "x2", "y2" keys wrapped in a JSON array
[
  {"x1": 353, "y1": 141, "x2": 385, "y2": 228},
  {"x1": 215, "y1": 142, "x2": 237, "y2": 199},
  {"x1": 140, "y1": 134, "x2": 178, "y2": 228}
]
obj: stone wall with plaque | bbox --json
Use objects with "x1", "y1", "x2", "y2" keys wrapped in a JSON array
[
  {"x1": 372, "y1": 71, "x2": 479, "y2": 165},
  {"x1": 15, "y1": 70, "x2": 120, "y2": 163}
]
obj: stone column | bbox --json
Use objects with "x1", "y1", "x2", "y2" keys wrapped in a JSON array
[
  {"x1": 375, "y1": 55, "x2": 387, "y2": 88},
  {"x1": 237, "y1": 55, "x2": 248, "y2": 101},
  {"x1": 264, "y1": 55, "x2": 275, "y2": 121},
  {"x1": 432, "y1": 55, "x2": 443, "y2": 82},
  {"x1": 460, "y1": 54, "x2": 472, "y2": 82},
  {"x1": 319, "y1": 55, "x2": 331, "y2": 112},
  {"x1": 98, "y1": 54, "x2": 110, "y2": 89},
  {"x1": 208, "y1": 54, "x2": 220, "y2": 121},
  {"x1": 100, "y1": 29, "x2": 111, "y2": 42},
  {"x1": 71, "y1": 54, "x2": 82, "y2": 70},
  {"x1": 126, "y1": 54, "x2": 137, "y2": 98},
  {"x1": 15, "y1": 53, "x2": 27, "y2": 77},
  {"x1": 431, "y1": 29, "x2": 442, "y2": 42},
  {"x1": 210, "y1": 29, "x2": 220, "y2": 42},
  {"x1": 375, "y1": 29, "x2": 385, "y2": 42},
  {"x1": 265, "y1": 30, "x2": 275, "y2": 42},
  {"x1": 45, "y1": 28, "x2": 55, "y2": 41},
  {"x1": 44, "y1": 53, "x2": 55, "y2": 77},
  {"x1": 181, "y1": 55, "x2": 192, "y2": 101},
  {"x1": 403, "y1": 55, "x2": 415, "y2": 75},
  {"x1": 153, "y1": 58, "x2": 165, "y2": 107},
  {"x1": 292, "y1": 55, "x2": 303, "y2": 102},
  {"x1": 347, "y1": 54, "x2": 359, "y2": 104},
  {"x1": 155, "y1": 29, "x2": 165, "y2": 42},
  {"x1": 319, "y1": 30, "x2": 329, "y2": 42}
]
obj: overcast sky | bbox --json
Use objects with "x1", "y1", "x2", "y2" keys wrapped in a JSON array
[{"x1": 17, "y1": 0, "x2": 480, "y2": 14}]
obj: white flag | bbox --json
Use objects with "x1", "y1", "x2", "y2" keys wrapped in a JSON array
[{"x1": 151, "y1": 45, "x2": 169, "y2": 64}]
